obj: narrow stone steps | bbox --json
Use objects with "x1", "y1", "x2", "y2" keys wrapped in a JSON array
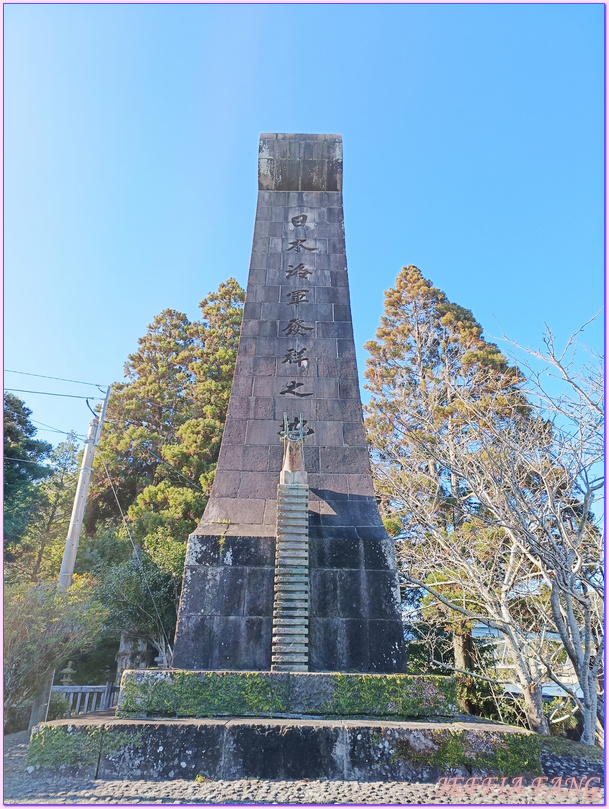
[
  {"x1": 273, "y1": 609, "x2": 308, "y2": 618},
  {"x1": 273, "y1": 640, "x2": 308, "y2": 649},
  {"x1": 275, "y1": 569, "x2": 308, "y2": 576},
  {"x1": 272, "y1": 482, "x2": 310, "y2": 673},
  {"x1": 272, "y1": 654, "x2": 308, "y2": 664},
  {"x1": 273, "y1": 619, "x2": 308, "y2": 627},
  {"x1": 274, "y1": 596, "x2": 308, "y2": 602},
  {"x1": 276, "y1": 549, "x2": 308, "y2": 557},
  {"x1": 272, "y1": 626, "x2": 308, "y2": 635},
  {"x1": 271, "y1": 664, "x2": 308, "y2": 672},
  {"x1": 274, "y1": 594, "x2": 309, "y2": 602}
]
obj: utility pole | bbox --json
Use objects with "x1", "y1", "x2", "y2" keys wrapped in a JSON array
[
  {"x1": 29, "y1": 386, "x2": 111, "y2": 727},
  {"x1": 57, "y1": 416, "x2": 98, "y2": 590}
]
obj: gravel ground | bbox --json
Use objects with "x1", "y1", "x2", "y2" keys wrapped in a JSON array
[{"x1": 4, "y1": 730, "x2": 604, "y2": 805}]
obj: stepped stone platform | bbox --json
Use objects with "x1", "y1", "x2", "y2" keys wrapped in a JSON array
[
  {"x1": 27, "y1": 671, "x2": 543, "y2": 782},
  {"x1": 117, "y1": 670, "x2": 458, "y2": 719},
  {"x1": 26, "y1": 714, "x2": 542, "y2": 782}
]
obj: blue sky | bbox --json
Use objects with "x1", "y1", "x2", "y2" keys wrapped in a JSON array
[{"x1": 4, "y1": 3, "x2": 604, "y2": 447}]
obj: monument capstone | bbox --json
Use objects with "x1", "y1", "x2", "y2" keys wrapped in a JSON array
[{"x1": 173, "y1": 133, "x2": 406, "y2": 674}]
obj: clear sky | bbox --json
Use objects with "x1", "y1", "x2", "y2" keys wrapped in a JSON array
[{"x1": 4, "y1": 2, "x2": 604, "y2": 448}]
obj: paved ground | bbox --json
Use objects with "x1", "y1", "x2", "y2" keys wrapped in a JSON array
[{"x1": 4, "y1": 730, "x2": 604, "y2": 805}]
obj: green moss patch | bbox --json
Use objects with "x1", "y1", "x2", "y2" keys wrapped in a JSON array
[
  {"x1": 118, "y1": 670, "x2": 457, "y2": 719},
  {"x1": 118, "y1": 671, "x2": 291, "y2": 718},
  {"x1": 392, "y1": 729, "x2": 542, "y2": 776},
  {"x1": 321, "y1": 674, "x2": 457, "y2": 717},
  {"x1": 26, "y1": 724, "x2": 145, "y2": 773},
  {"x1": 539, "y1": 736, "x2": 604, "y2": 762},
  {"x1": 27, "y1": 725, "x2": 103, "y2": 770}
]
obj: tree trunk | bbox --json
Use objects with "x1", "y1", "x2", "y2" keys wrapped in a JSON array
[
  {"x1": 453, "y1": 621, "x2": 476, "y2": 713},
  {"x1": 580, "y1": 675, "x2": 599, "y2": 746},
  {"x1": 521, "y1": 683, "x2": 549, "y2": 735}
]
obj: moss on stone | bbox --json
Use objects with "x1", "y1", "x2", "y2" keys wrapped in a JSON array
[
  {"x1": 393, "y1": 729, "x2": 542, "y2": 776},
  {"x1": 321, "y1": 674, "x2": 458, "y2": 717},
  {"x1": 539, "y1": 736, "x2": 604, "y2": 762},
  {"x1": 118, "y1": 671, "x2": 290, "y2": 718},
  {"x1": 26, "y1": 724, "x2": 145, "y2": 771},
  {"x1": 102, "y1": 729, "x2": 145, "y2": 756},
  {"x1": 26, "y1": 725, "x2": 103, "y2": 769},
  {"x1": 119, "y1": 671, "x2": 458, "y2": 719}
]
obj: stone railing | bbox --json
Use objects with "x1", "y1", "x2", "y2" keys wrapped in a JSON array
[{"x1": 51, "y1": 682, "x2": 118, "y2": 716}]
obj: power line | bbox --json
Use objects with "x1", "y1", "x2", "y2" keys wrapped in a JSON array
[
  {"x1": 36, "y1": 427, "x2": 87, "y2": 438},
  {"x1": 5, "y1": 388, "x2": 104, "y2": 400},
  {"x1": 34, "y1": 421, "x2": 84, "y2": 438},
  {"x1": 4, "y1": 455, "x2": 50, "y2": 465},
  {"x1": 5, "y1": 369, "x2": 106, "y2": 388},
  {"x1": 3, "y1": 404, "x2": 85, "y2": 439},
  {"x1": 6, "y1": 384, "x2": 181, "y2": 412},
  {"x1": 139, "y1": 445, "x2": 205, "y2": 493}
]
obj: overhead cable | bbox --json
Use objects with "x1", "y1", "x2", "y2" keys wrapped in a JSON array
[
  {"x1": 5, "y1": 388, "x2": 104, "y2": 400},
  {"x1": 3, "y1": 404, "x2": 85, "y2": 439},
  {"x1": 5, "y1": 369, "x2": 106, "y2": 387},
  {"x1": 4, "y1": 455, "x2": 50, "y2": 465}
]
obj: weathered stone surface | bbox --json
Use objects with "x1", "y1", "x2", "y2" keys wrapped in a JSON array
[
  {"x1": 223, "y1": 720, "x2": 341, "y2": 780},
  {"x1": 98, "y1": 722, "x2": 226, "y2": 780},
  {"x1": 27, "y1": 714, "x2": 542, "y2": 783},
  {"x1": 173, "y1": 134, "x2": 405, "y2": 673},
  {"x1": 118, "y1": 671, "x2": 458, "y2": 720}
]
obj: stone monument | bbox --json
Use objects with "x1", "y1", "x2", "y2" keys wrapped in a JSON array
[
  {"x1": 28, "y1": 136, "x2": 540, "y2": 783},
  {"x1": 172, "y1": 133, "x2": 406, "y2": 674}
]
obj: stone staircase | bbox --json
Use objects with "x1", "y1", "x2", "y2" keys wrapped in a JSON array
[{"x1": 271, "y1": 484, "x2": 309, "y2": 672}]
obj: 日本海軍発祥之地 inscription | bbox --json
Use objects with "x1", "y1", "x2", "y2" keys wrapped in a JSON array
[{"x1": 172, "y1": 134, "x2": 406, "y2": 673}]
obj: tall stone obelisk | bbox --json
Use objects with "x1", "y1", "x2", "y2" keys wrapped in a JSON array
[{"x1": 173, "y1": 134, "x2": 406, "y2": 673}]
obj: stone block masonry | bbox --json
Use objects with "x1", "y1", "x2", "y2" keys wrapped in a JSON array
[
  {"x1": 26, "y1": 714, "x2": 542, "y2": 783},
  {"x1": 117, "y1": 671, "x2": 458, "y2": 719},
  {"x1": 172, "y1": 134, "x2": 406, "y2": 672}
]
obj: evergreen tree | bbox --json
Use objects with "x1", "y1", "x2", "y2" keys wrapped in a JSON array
[
  {"x1": 4, "y1": 434, "x2": 80, "y2": 583},
  {"x1": 4, "y1": 394, "x2": 53, "y2": 554},
  {"x1": 86, "y1": 278, "x2": 245, "y2": 580},
  {"x1": 99, "y1": 549, "x2": 177, "y2": 668},
  {"x1": 364, "y1": 266, "x2": 552, "y2": 733}
]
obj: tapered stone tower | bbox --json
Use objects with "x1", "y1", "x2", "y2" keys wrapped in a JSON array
[
  {"x1": 34, "y1": 135, "x2": 529, "y2": 786},
  {"x1": 173, "y1": 133, "x2": 406, "y2": 673}
]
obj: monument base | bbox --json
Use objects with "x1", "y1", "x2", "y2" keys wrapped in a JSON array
[
  {"x1": 116, "y1": 669, "x2": 458, "y2": 720},
  {"x1": 26, "y1": 714, "x2": 542, "y2": 781}
]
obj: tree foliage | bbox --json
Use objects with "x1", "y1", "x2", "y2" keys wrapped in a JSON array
[
  {"x1": 99, "y1": 550, "x2": 178, "y2": 668},
  {"x1": 365, "y1": 266, "x2": 604, "y2": 743},
  {"x1": 86, "y1": 278, "x2": 245, "y2": 580},
  {"x1": 4, "y1": 279, "x2": 245, "y2": 694},
  {"x1": 5, "y1": 434, "x2": 80, "y2": 584},
  {"x1": 4, "y1": 577, "x2": 107, "y2": 715},
  {"x1": 4, "y1": 393, "x2": 53, "y2": 553}
]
